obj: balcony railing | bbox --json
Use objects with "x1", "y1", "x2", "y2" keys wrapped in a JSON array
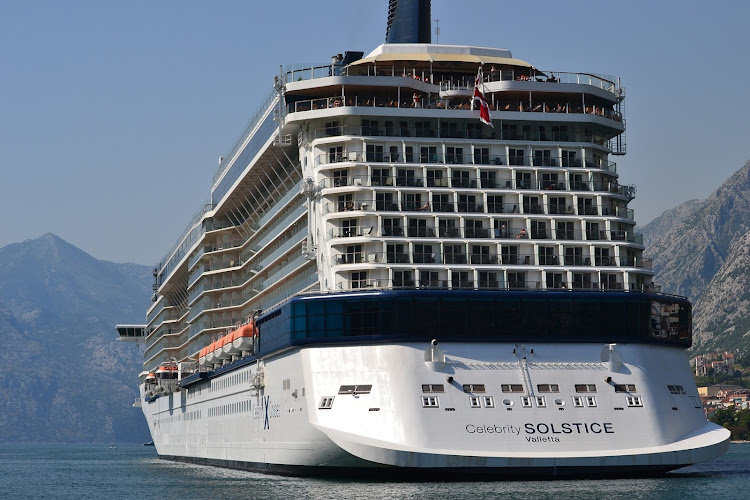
[
  {"x1": 326, "y1": 220, "x2": 645, "y2": 248},
  {"x1": 314, "y1": 150, "x2": 618, "y2": 174},
  {"x1": 289, "y1": 92, "x2": 621, "y2": 120},
  {"x1": 328, "y1": 278, "x2": 653, "y2": 293},
  {"x1": 323, "y1": 198, "x2": 634, "y2": 222},
  {"x1": 324, "y1": 200, "x2": 484, "y2": 214},
  {"x1": 285, "y1": 60, "x2": 616, "y2": 93}
]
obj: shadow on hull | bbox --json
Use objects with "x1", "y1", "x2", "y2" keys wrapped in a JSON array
[{"x1": 159, "y1": 454, "x2": 691, "y2": 481}]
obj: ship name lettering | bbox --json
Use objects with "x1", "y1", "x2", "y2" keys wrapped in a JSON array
[
  {"x1": 526, "y1": 436, "x2": 561, "y2": 443},
  {"x1": 465, "y1": 424, "x2": 521, "y2": 435},
  {"x1": 524, "y1": 422, "x2": 614, "y2": 435}
]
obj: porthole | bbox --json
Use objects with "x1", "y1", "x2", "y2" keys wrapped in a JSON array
[{"x1": 502, "y1": 398, "x2": 514, "y2": 406}]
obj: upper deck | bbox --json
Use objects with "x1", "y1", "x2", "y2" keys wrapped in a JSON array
[
  {"x1": 140, "y1": 40, "x2": 640, "y2": 372},
  {"x1": 286, "y1": 43, "x2": 620, "y2": 100}
]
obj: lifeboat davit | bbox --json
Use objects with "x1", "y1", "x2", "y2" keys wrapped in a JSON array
[{"x1": 233, "y1": 323, "x2": 256, "y2": 353}]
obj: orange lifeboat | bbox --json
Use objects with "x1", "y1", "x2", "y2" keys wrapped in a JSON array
[
  {"x1": 215, "y1": 335, "x2": 231, "y2": 361},
  {"x1": 223, "y1": 329, "x2": 239, "y2": 357},
  {"x1": 198, "y1": 346, "x2": 208, "y2": 366},
  {"x1": 156, "y1": 364, "x2": 178, "y2": 379},
  {"x1": 205, "y1": 341, "x2": 217, "y2": 364},
  {"x1": 233, "y1": 322, "x2": 256, "y2": 353}
]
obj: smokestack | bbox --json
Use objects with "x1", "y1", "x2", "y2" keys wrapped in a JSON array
[{"x1": 386, "y1": 0, "x2": 431, "y2": 44}]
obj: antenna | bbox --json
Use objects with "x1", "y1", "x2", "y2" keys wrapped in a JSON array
[{"x1": 434, "y1": 19, "x2": 440, "y2": 44}]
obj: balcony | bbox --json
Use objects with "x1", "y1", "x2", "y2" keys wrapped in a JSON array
[
  {"x1": 406, "y1": 227, "x2": 435, "y2": 238},
  {"x1": 444, "y1": 254, "x2": 468, "y2": 265},
  {"x1": 383, "y1": 226, "x2": 407, "y2": 237},
  {"x1": 314, "y1": 150, "x2": 618, "y2": 177},
  {"x1": 470, "y1": 254, "x2": 498, "y2": 265},
  {"x1": 585, "y1": 230, "x2": 610, "y2": 241},
  {"x1": 465, "y1": 227, "x2": 490, "y2": 238}
]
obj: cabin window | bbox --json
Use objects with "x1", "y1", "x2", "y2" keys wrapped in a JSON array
[
  {"x1": 615, "y1": 384, "x2": 637, "y2": 393},
  {"x1": 421, "y1": 396, "x2": 439, "y2": 408},
  {"x1": 575, "y1": 384, "x2": 597, "y2": 393},
  {"x1": 338, "y1": 385, "x2": 372, "y2": 394},
  {"x1": 626, "y1": 396, "x2": 643, "y2": 407},
  {"x1": 319, "y1": 397, "x2": 335, "y2": 409},
  {"x1": 537, "y1": 384, "x2": 560, "y2": 393},
  {"x1": 463, "y1": 384, "x2": 486, "y2": 393}
]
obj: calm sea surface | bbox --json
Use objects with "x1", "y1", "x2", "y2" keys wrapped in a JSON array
[{"x1": 2, "y1": 443, "x2": 749, "y2": 500}]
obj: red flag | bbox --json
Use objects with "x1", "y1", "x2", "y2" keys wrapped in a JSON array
[{"x1": 472, "y1": 67, "x2": 493, "y2": 127}]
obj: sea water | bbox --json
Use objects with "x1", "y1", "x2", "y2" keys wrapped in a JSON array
[{"x1": 2, "y1": 443, "x2": 749, "y2": 500}]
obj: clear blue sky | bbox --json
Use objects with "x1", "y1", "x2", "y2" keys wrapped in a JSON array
[{"x1": 1, "y1": 0, "x2": 748, "y2": 265}]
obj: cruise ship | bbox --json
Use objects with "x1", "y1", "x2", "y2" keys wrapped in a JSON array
[{"x1": 117, "y1": 0, "x2": 730, "y2": 478}]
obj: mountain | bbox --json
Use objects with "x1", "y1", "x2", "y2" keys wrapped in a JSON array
[
  {"x1": 640, "y1": 199, "x2": 706, "y2": 249},
  {"x1": 691, "y1": 230, "x2": 750, "y2": 353},
  {"x1": 643, "y1": 161, "x2": 750, "y2": 303},
  {"x1": 641, "y1": 160, "x2": 750, "y2": 354},
  {"x1": 0, "y1": 234, "x2": 151, "y2": 443}
]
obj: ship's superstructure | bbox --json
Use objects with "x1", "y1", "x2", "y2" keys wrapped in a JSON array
[{"x1": 117, "y1": 4, "x2": 730, "y2": 478}]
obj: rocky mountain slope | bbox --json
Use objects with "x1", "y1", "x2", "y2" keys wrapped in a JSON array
[
  {"x1": 691, "y1": 230, "x2": 750, "y2": 353},
  {"x1": 641, "y1": 161, "x2": 750, "y2": 354},
  {"x1": 643, "y1": 161, "x2": 750, "y2": 303},
  {"x1": 0, "y1": 234, "x2": 151, "y2": 443},
  {"x1": 640, "y1": 199, "x2": 706, "y2": 249}
]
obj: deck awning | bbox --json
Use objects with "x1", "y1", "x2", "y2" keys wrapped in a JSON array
[{"x1": 347, "y1": 53, "x2": 533, "y2": 68}]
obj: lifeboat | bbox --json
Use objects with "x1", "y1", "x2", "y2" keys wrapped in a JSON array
[
  {"x1": 223, "y1": 330, "x2": 240, "y2": 356},
  {"x1": 198, "y1": 346, "x2": 207, "y2": 366},
  {"x1": 233, "y1": 323, "x2": 256, "y2": 353},
  {"x1": 156, "y1": 365, "x2": 177, "y2": 377},
  {"x1": 156, "y1": 364, "x2": 178, "y2": 378},
  {"x1": 215, "y1": 335, "x2": 231, "y2": 361},
  {"x1": 205, "y1": 341, "x2": 217, "y2": 364}
]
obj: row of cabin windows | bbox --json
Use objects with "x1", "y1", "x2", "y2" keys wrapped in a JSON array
[
  {"x1": 338, "y1": 165, "x2": 611, "y2": 192},
  {"x1": 345, "y1": 217, "x2": 632, "y2": 242},
  {"x1": 332, "y1": 119, "x2": 598, "y2": 147},
  {"x1": 336, "y1": 242, "x2": 637, "y2": 270},
  {"x1": 327, "y1": 139, "x2": 601, "y2": 166},
  {"x1": 355, "y1": 218, "x2": 633, "y2": 245},
  {"x1": 354, "y1": 144, "x2": 597, "y2": 167},
  {"x1": 423, "y1": 383, "x2": 612, "y2": 393},
  {"x1": 344, "y1": 270, "x2": 623, "y2": 291},
  {"x1": 334, "y1": 194, "x2": 624, "y2": 220},
  {"x1": 421, "y1": 395, "x2": 605, "y2": 409}
]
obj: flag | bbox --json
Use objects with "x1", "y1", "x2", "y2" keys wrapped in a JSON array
[{"x1": 472, "y1": 66, "x2": 493, "y2": 127}]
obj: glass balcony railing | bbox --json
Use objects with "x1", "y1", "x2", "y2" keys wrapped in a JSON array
[{"x1": 284, "y1": 62, "x2": 618, "y2": 96}]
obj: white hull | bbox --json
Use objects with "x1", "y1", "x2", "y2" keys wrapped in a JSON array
[{"x1": 142, "y1": 341, "x2": 729, "y2": 476}]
